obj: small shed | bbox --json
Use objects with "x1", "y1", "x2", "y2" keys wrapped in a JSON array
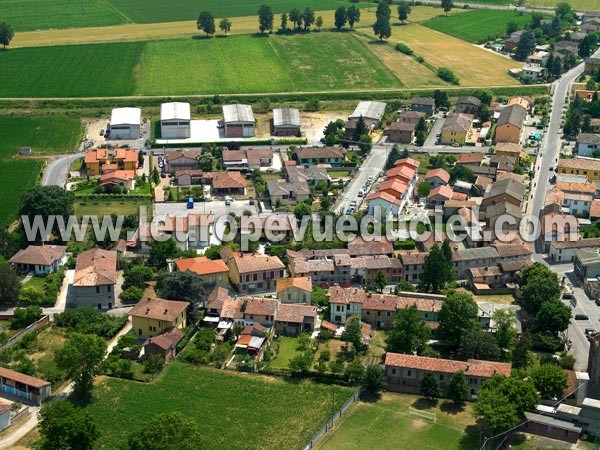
[
  {"x1": 223, "y1": 104, "x2": 255, "y2": 138},
  {"x1": 272, "y1": 108, "x2": 301, "y2": 136},
  {"x1": 160, "y1": 102, "x2": 191, "y2": 139},
  {"x1": 109, "y1": 107, "x2": 142, "y2": 140},
  {"x1": 19, "y1": 147, "x2": 32, "y2": 156}
]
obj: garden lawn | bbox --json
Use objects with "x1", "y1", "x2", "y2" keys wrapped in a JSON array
[
  {"x1": 85, "y1": 362, "x2": 354, "y2": 449},
  {"x1": 0, "y1": 117, "x2": 83, "y2": 156},
  {"x1": 268, "y1": 336, "x2": 301, "y2": 368},
  {"x1": 0, "y1": 159, "x2": 43, "y2": 228},
  {"x1": 74, "y1": 198, "x2": 152, "y2": 218},
  {"x1": 0, "y1": 42, "x2": 143, "y2": 98},
  {"x1": 106, "y1": 0, "x2": 370, "y2": 24},
  {"x1": 317, "y1": 392, "x2": 480, "y2": 450},
  {"x1": 1, "y1": 0, "x2": 129, "y2": 32},
  {"x1": 423, "y1": 10, "x2": 533, "y2": 44}
]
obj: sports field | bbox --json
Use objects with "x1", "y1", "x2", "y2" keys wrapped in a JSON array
[
  {"x1": 84, "y1": 362, "x2": 354, "y2": 449},
  {"x1": 317, "y1": 393, "x2": 479, "y2": 450},
  {"x1": 2, "y1": 0, "x2": 129, "y2": 32},
  {"x1": 107, "y1": 0, "x2": 369, "y2": 24},
  {"x1": 0, "y1": 33, "x2": 400, "y2": 98},
  {"x1": 0, "y1": 117, "x2": 83, "y2": 155},
  {"x1": 423, "y1": 10, "x2": 533, "y2": 44}
]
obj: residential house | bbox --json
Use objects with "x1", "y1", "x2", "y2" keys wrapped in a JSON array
[
  {"x1": 592, "y1": 118, "x2": 600, "y2": 133},
  {"x1": 129, "y1": 297, "x2": 189, "y2": 339},
  {"x1": 484, "y1": 200, "x2": 522, "y2": 232},
  {"x1": 424, "y1": 168, "x2": 450, "y2": 187},
  {"x1": 142, "y1": 327, "x2": 185, "y2": 363},
  {"x1": 285, "y1": 162, "x2": 330, "y2": 187},
  {"x1": 490, "y1": 154, "x2": 516, "y2": 174},
  {"x1": 428, "y1": 185, "x2": 453, "y2": 208},
  {"x1": 165, "y1": 150, "x2": 200, "y2": 173},
  {"x1": 398, "y1": 110, "x2": 426, "y2": 125},
  {"x1": 222, "y1": 148, "x2": 273, "y2": 171},
  {"x1": 351, "y1": 255, "x2": 403, "y2": 285},
  {"x1": 495, "y1": 104, "x2": 526, "y2": 144},
  {"x1": 585, "y1": 57, "x2": 600, "y2": 74},
  {"x1": 288, "y1": 252, "x2": 352, "y2": 288},
  {"x1": 131, "y1": 213, "x2": 215, "y2": 252},
  {"x1": 174, "y1": 256, "x2": 229, "y2": 288},
  {"x1": 455, "y1": 246, "x2": 500, "y2": 279},
  {"x1": 160, "y1": 102, "x2": 191, "y2": 139},
  {"x1": 521, "y1": 64, "x2": 547, "y2": 82},
  {"x1": 272, "y1": 108, "x2": 301, "y2": 136},
  {"x1": 205, "y1": 286, "x2": 231, "y2": 316},
  {"x1": 504, "y1": 30, "x2": 526, "y2": 53},
  {"x1": 455, "y1": 96, "x2": 481, "y2": 115},
  {"x1": 410, "y1": 97, "x2": 435, "y2": 116},
  {"x1": 9, "y1": 245, "x2": 67, "y2": 275},
  {"x1": 174, "y1": 169, "x2": 212, "y2": 186},
  {"x1": 267, "y1": 179, "x2": 310, "y2": 206},
  {"x1": 441, "y1": 113, "x2": 473, "y2": 145},
  {"x1": 84, "y1": 148, "x2": 109, "y2": 176},
  {"x1": 508, "y1": 96, "x2": 534, "y2": 114},
  {"x1": 367, "y1": 191, "x2": 402, "y2": 216},
  {"x1": 385, "y1": 353, "x2": 511, "y2": 397},
  {"x1": 558, "y1": 158, "x2": 600, "y2": 182},
  {"x1": 577, "y1": 133, "x2": 600, "y2": 157},
  {"x1": 575, "y1": 248, "x2": 600, "y2": 296},
  {"x1": 296, "y1": 146, "x2": 345, "y2": 167},
  {"x1": 555, "y1": 40, "x2": 579, "y2": 54},
  {"x1": 114, "y1": 148, "x2": 139, "y2": 171},
  {"x1": 385, "y1": 165, "x2": 417, "y2": 186},
  {"x1": 592, "y1": 199, "x2": 600, "y2": 221},
  {"x1": 399, "y1": 252, "x2": 427, "y2": 282},
  {"x1": 0, "y1": 403, "x2": 10, "y2": 430},
  {"x1": 276, "y1": 277, "x2": 312, "y2": 303},
  {"x1": 328, "y1": 286, "x2": 366, "y2": 324},
  {"x1": 495, "y1": 142, "x2": 523, "y2": 163},
  {"x1": 109, "y1": 107, "x2": 141, "y2": 140},
  {"x1": 456, "y1": 153, "x2": 483, "y2": 167},
  {"x1": 393, "y1": 157, "x2": 420, "y2": 171},
  {"x1": 274, "y1": 303, "x2": 318, "y2": 335},
  {"x1": 567, "y1": 31, "x2": 587, "y2": 42},
  {"x1": 221, "y1": 248, "x2": 285, "y2": 293},
  {"x1": 210, "y1": 171, "x2": 247, "y2": 196},
  {"x1": 564, "y1": 192, "x2": 593, "y2": 216},
  {"x1": 474, "y1": 176, "x2": 493, "y2": 196},
  {"x1": 481, "y1": 178, "x2": 525, "y2": 208},
  {"x1": 386, "y1": 121, "x2": 415, "y2": 143},
  {"x1": 527, "y1": 51, "x2": 549, "y2": 66},
  {"x1": 241, "y1": 297, "x2": 279, "y2": 327},
  {"x1": 548, "y1": 238, "x2": 600, "y2": 262},
  {"x1": 72, "y1": 248, "x2": 117, "y2": 310},
  {"x1": 222, "y1": 104, "x2": 255, "y2": 138},
  {"x1": 99, "y1": 170, "x2": 135, "y2": 191},
  {"x1": 378, "y1": 178, "x2": 409, "y2": 199},
  {"x1": 453, "y1": 180, "x2": 473, "y2": 195}
]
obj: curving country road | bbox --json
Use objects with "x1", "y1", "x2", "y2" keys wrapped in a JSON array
[{"x1": 41, "y1": 153, "x2": 83, "y2": 187}]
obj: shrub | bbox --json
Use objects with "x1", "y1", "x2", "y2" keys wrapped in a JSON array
[
  {"x1": 395, "y1": 43, "x2": 413, "y2": 55},
  {"x1": 437, "y1": 67, "x2": 460, "y2": 85},
  {"x1": 10, "y1": 306, "x2": 43, "y2": 330},
  {"x1": 121, "y1": 286, "x2": 143, "y2": 304}
]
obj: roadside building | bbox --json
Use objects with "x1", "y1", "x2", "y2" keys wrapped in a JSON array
[
  {"x1": 272, "y1": 108, "x2": 301, "y2": 136},
  {"x1": 367, "y1": 191, "x2": 402, "y2": 216},
  {"x1": 72, "y1": 248, "x2": 117, "y2": 310},
  {"x1": 274, "y1": 303, "x2": 318, "y2": 335},
  {"x1": 455, "y1": 96, "x2": 481, "y2": 115},
  {"x1": 386, "y1": 121, "x2": 415, "y2": 143},
  {"x1": 99, "y1": 170, "x2": 135, "y2": 191},
  {"x1": 142, "y1": 327, "x2": 185, "y2": 363},
  {"x1": 495, "y1": 104, "x2": 526, "y2": 144},
  {"x1": 221, "y1": 248, "x2": 286, "y2": 293},
  {"x1": 424, "y1": 168, "x2": 450, "y2": 188},
  {"x1": 441, "y1": 113, "x2": 473, "y2": 145},
  {"x1": 558, "y1": 158, "x2": 600, "y2": 182},
  {"x1": 410, "y1": 97, "x2": 435, "y2": 116},
  {"x1": 109, "y1": 107, "x2": 141, "y2": 140},
  {"x1": 267, "y1": 179, "x2": 310, "y2": 206},
  {"x1": 296, "y1": 146, "x2": 345, "y2": 167},
  {"x1": 160, "y1": 102, "x2": 191, "y2": 139},
  {"x1": 9, "y1": 245, "x2": 67, "y2": 275},
  {"x1": 174, "y1": 256, "x2": 229, "y2": 287},
  {"x1": 129, "y1": 297, "x2": 189, "y2": 339},
  {"x1": 576, "y1": 133, "x2": 600, "y2": 157},
  {"x1": 348, "y1": 101, "x2": 387, "y2": 129},
  {"x1": 84, "y1": 148, "x2": 109, "y2": 176},
  {"x1": 222, "y1": 104, "x2": 255, "y2": 138},
  {"x1": 165, "y1": 150, "x2": 200, "y2": 173},
  {"x1": 585, "y1": 56, "x2": 600, "y2": 74},
  {"x1": 0, "y1": 367, "x2": 51, "y2": 406}
]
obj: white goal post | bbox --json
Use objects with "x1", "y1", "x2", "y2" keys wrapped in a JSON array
[{"x1": 408, "y1": 407, "x2": 437, "y2": 424}]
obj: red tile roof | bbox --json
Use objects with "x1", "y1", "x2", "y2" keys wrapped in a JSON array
[
  {"x1": 175, "y1": 257, "x2": 229, "y2": 276},
  {"x1": 230, "y1": 253, "x2": 285, "y2": 274},
  {"x1": 429, "y1": 185, "x2": 453, "y2": 200},
  {"x1": 276, "y1": 277, "x2": 312, "y2": 293},
  {"x1": 367, "y1": 191, "x2": 402, "y2": 206},
  {"x1": 386, "y1": 165, "x2": 416, "y2": 181},
  {"x1": 424, "y1": 168, "x2": 450, "y2": 184},
  {"x1": 457, "y1": 153, "x2": 483, "y2": 165},
  {"x1": 451, "y1": 192, "x2": 468, "y2": 201},
  {"x1": 379, "y1": 178, "x2": 409, "y2": 196},
  {"x1": 84, "y1": 148, "x2": 108, "y2": 164},
  {"x1": 128, "y1": 297, "x2": 189, "y2": 322},
  {"x1": 143, "y1": 327, "x2": 185, "y2": 351},
  {"x1": 591, "y1": 200, "x2": 600, "y2": 219},
  {"x1": 393, "y1": 157, "x2": 421, "y2": 169},
  {"x1": 211, "y1": 171, "x2": 247, "y2": 189},
  {"x1": 385, "y1": 353, "x2": 511, "y2": 378},
  {"x1": 73, "y1": 248, "x2": 117, "y2": 286},
  {"x1": 0, "y1": 366, "x2": 50, "y2": 388},
  {"x1": 9, "y1": 245, "x2": 66, "y2": 266},
  {"x1": 244, "y1": 297, "x2": 279, "y2": 317},
  {"x1": 276, "y1": 303, "x2": 317, "y2": 323},
  {"x1": 114, "y1": 147, "x2": 139, "y2": 163},
  {"x1": 100, "y1": 170, "x2": 135, "y2": 183}
]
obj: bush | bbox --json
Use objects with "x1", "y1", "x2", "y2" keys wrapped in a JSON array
[
  {"x1": 10, "y1": 306, "x2": 42, "y2": 330},
  {"x1": 121, "y1": 286, "x2": 143, "y2": 304},
  {"x1": 437, "y1": 67, "x2": 460, "y2": 85},
  {"x1": 395, "y1": 43, "x2": 413, "y2": 55},
  {"x1": 54, "y1": 308, "x2": 128, "y2": 338}
]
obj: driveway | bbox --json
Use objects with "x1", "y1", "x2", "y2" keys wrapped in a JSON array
[{"x1": 42, "y1": 153, "x2": 84, "y2": 187}]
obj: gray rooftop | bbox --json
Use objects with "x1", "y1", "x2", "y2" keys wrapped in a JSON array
[
  {"x1": 484, "y1": 178, "x2": 525, "y2": 203},
  {"x1": 523, "y1": 412, "x2": 582, "y2": 433},
  {"x1": 223, "y1": 104, "x2": 254, "y2": 124},
  {"x1": 497, "y1": 104, "x2": 526, "y2": 129},
  {"x1": 273, "y1": 108, "x2": 300, "y2": 127},
  {"x1": 577, "y1": 133, "x2": 600, "y2": 146},
  {"x1": 350, "y1": 101, "x2": 387, "y2": 121},
  {"x1": 457, "y1": 247, "x2": 499, "y2": 261}
]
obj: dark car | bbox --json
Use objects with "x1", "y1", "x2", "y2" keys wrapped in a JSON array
[
  {"x1": 575, "y1": 313, "x2": 589, "y2": 320},
  {"x1": 562, "y1": 292, "x2": 574, "y2": 300},
  {"x1": 586, "y1": 328, "x2": 597, "y2": 335}
]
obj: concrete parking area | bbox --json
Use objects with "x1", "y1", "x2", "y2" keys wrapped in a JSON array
[{"x1": 154, "y1": 199, "x2": 259, "y2": 219}]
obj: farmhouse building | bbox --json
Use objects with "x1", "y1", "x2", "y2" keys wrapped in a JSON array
[
  {"x1": 174, "y1": 256, "x2": 229, "y2": 287},
  {"x1": 99, "y1": 170, "x2": 135, "y2": 191},
  {"x1": 109, "y1": 107, "x2": 141, "y2": 140},
  {"x1": 9, "y1": 245, "x2": 67, "y2": 275},
  {"x1": 141, "y1": 327, "x2": 185, "y2": 363},
  {"x1": 160, "y1": 102, "x2": 191, "y2": 139},
  {"x1": 72, "y1": 248, "x2": 117, "y2": 310},
  {"x1": 455, "y1": 96, "x2": 481, "y2": 115},
  {"x1": 272, "y1": 108, "x2": 301, "y2": 136},
  {"x1": 129, "y1": 297, "x2": 189, "y2": 339},
  {"x1": 558, "y1": 158, "x2": 600, "y2": 182},
  {"x1": 276, "y1": 277, "x2": 312, "y2": 304},
  {"x1": 222, "y1": 104, "x2": 255, "y2": 138},
  {"x1": 386, "y1": 121, "x2": 415, "y2": 143}
]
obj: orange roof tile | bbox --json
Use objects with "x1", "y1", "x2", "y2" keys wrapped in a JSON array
[
  {"x1": 175, "y1": 256, "x2": 229, "y2": 276},
  {"x1": 385, "y1": 353, "x2": 511, "y2": 377},
  {"x1": 424, "y1": 168, "x2": 450, "y2": 184},
  {"x1": 276, "y1": 277, "x2": 312, "y2": 293},
  {"x1": 128, "y1": 297, "x2": 189, "y2": 322},
  {"x1": 73, "y1": 248, "x2": 117, "y2": 286},
  {"x1": 366, "y1": 191, "x2": 402, "y2": 206}
]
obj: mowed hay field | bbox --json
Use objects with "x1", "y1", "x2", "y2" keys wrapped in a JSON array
[
  {"x1": 2, "y1": 0, "x2": 129, "y2": 32},
  {"x1": 84, "y1": 363, "x2": 354, "y2": 450},
  {"x1": 423, "y1": 10, "x2": 533, "y2": 44},
  {"x1": 106, "y1": 0, "x2": 369, "y2": 24},
  {"x1": 0, "y1": 117, "x2": 83, "y2": 155},
  {"x1": 317, "y1": 393, "x2": 479, "y2": 450},
  {"x1": 0, "y1": 33, "x2": 400, "y2": 97}
]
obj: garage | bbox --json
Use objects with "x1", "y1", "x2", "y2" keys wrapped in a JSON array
[
  {"x1": 223, "y1": 104, "x2": 255, "y2": 138},
  {"x1": 109, "y1": 107, "x2": 142, "y2": 140},
  {"x1": 160, "y1": 102, "x2": 191, "y2": 139}
]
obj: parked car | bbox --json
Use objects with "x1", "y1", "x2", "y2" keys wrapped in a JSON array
[
  {"x1": 586, "y1": 328, "x2": 597, "y2": 335},
  {"x1": 358, "y1": 190, "x2": 364, "y2": 197},
  {"x1": 345, "y1": 207, "x2": 353, "y2": 215},
  {"x1": 349, "y1": 200, "x2": 357, "y2": 207},
  {"x1": 562, "y1": 292, "x2": 574, "y2": 300},
  {"x1": 575, "y1": 313, "x2": 589, "y2": 320},
  {"x1": 595, "y1": 298, "x2": 600, "y2": 307},
  {"x1": 452, "y1": 142, "x2": 460, "y2": 147},
  {"x1": 248, "y1": 197, "x2": 255, "y2": 205},
  {"x1": 225, "y1": 197, "x2": 233, "y2": 206}
]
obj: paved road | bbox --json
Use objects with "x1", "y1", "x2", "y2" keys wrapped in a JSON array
[
  {"x1": 41, "y1": 153, "x2": 83, "y2": 187},
  {"x1": 415, "y1": 0, "x2": 557, "y2": 13}
]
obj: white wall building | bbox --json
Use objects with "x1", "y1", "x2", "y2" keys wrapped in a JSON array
[
  {"x1": 160, "y1": 102, "x2": 191, "y2": 139},
  {"x1": 110, "y1": 107, "x2": 142, "y2": 140}
]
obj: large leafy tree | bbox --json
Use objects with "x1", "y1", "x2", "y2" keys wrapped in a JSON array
[
  {"x1": 334, "y1": 7, "x2": 347, "y2": 31},
  {"x1": 19, "y1": 185, "x2": 74, "y2": 242},
  {"x1": 0, "y1": 229, "x2": 19, "y2": 260},
  {"x1": 302, "y1": 7, "x2": 315, "y2": 31},
  {"x1": 197, "y1": 10, "x2": 216, "y2": 37},
  {"x1": 441, "y1": 0, "x2": 453, "y2": 15},
  {"x1": 258, "y1": 4, "x2": 274, "y2": 33},
  {"x1": 347, "y1": 5, "x2": 361, "y2": 28},
  {"x1": 373, "y1": 0, "x2": 391, "y2": 40},
  {"x1": 532, "y1": 299, "x2": 571, "y2": 337},
  {"x1": 127, "y1": 412, "x2": 203, "y2": 450},
  {"x1": 420, "y1": 372, "x2": 440, "y2": 400},
  {"x1": 0, "y1": 258, "x2": 21, "y2": 306},
  {"x1": 0, "y1": 22, "x2": 14, "y2": 49},
  {"x1": 397, "y1": 2, "x2": 411, "y2": 23},
  {"x1": 531, "y1": 364, "x2": 568, "y2": 399},
  {"x1": 386, "y1": 305, "x2": 430, "y2": 355},
  {"x1": 38, "y1": 401, "x2": 99, "y2": 450},
  {"x1": 55, "y1": 333, "x2": 106, "y2": 404},
  {"x1": 373, "y1": 270, "x2": 387, "y2": 293},
  {"x1": 446, "y1": 371, "x2": 468, "y2": 404},
  {"x1": 515, "y1": 30, "x2": 535, "y2": 60},
  {"x1": 363, "y1": 365, "x2": 386, "y2": 393},
  {"x1": 512, "y1": 333, "x2": 533, "y2": 370},
  {"x1": 519, "y1": 262, "x2": 561, "y2": 314},
  {"x1": 457, "y1": 330, "x2": 501, "y2": 361},
  {"x1": 420, "y1": 243, "x2": 453, "y2": 293},
  {"x1": 492, "y1": 309, "x2": 517, "y2": 357},
  {"x1": 123, "y1": 265, "x2": 154, "y2": 290},
  {"x1": 148, "y1": 239, "x2": 178, "y2": 268},
  {"x1": 343, "y1": 315, "x2": 364, "y2": 352},
  {"x1": 156, "y1": 270, "x2": 206, "y2": 305},
  {"x1": 437, "y1": 291, "x2": 479, "y2": 347}
]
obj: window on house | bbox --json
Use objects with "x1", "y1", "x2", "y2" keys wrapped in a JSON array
[
  {"x1": 96, "y1": 286, "x2": 100, "y2": 293},
  {"x1": 407, "y1": 370, "x2": 412, "y2": 376},
  {"x1": 391, "y1": 368, "x2": 396, "y2": 375}
]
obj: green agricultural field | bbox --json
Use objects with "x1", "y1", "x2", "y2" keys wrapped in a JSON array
[
  {"x1": 423, "y1": 10, "x2": 533, "y2": 44},
  {"x1": 0, "y1": 159, "x2": 43, "y2": 228},
  {"x1": 0, "y1": 117, "x2": 83, "y2": 156},
  {"x1": 106, "y1": 0, "x2": 369, "y2": 24},
  {"x1": 525, "y1": 0, "x2": 600, "y2": 10},
  {"x1": 0, "y1": 42, "x2": 143, "y2": 98},
  {"x1": 2, "y1": 0, "x2": 129, "y2": 32},
  {"x1": 317, "y1": 393, "x2": 480, "y2": 450},
  {"x1": 83, "y1": 362, "x2": 354, "y2": 449}
]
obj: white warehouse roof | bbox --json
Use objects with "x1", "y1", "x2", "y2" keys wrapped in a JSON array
[
  {"x1": 111, "y1": 107, "x2": 141, "y2": 126},
  {"x1": 350, "y1": 101, "x2": 387, "y2": 121},
  {"x1": 223, "y1": 104, "x2": 254, "y2": 124},
  {"x1": 161, "y1": 102, "x2": 191, "y2": 121},
  {"x1": 273, "y1": 108, "x2": 300, "y2": 127}
]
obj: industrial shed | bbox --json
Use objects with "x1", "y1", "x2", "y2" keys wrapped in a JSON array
[
  {"x1": 349, "y1": 101, "x2": 387, "y2": 128},
  {"x1": 223, "y1": 104, "x2": 255, "y2": 138},
  {"x1": 160, "y1": 102, "x2": 191, "y2": 139},
  {"x1": 273, "y1": 108, "x2": 301, "y2": 136},
  {"x1": 109, "y1": 107, "x2": 141, "y2": 140}
]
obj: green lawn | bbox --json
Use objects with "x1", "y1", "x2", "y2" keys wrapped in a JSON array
[
  {"x1": 0, "y1": 33, "x2": 400, "y2": 98},
  {"x1": 0, "y1": 117, "x2": 83, "y2": 156},
  {"x1": 268, "y1": 336, "x2": 302, "y2": 368},
  {"x1": 317, "y1": 392, "x2": 480, "y2": 450},
  {"x1": 106, "y1": 0, "x2": 370, "y2": 24},
  {"x1": 74, "y1": 198, "x2": 152, "y2": 218},
  {"x1": 423, "y1": 10, "x2": 533, "y2": 43},
  {"x1": 0, "y1": 42, "x2": 143, "y2": 98},
  {"x1": 84, "y1": 362, "x2": 354, "y2": 449},
  {"x1": 0, "y1": 159, "x2": 43, "y2": 228},
  {"x1": 2, "y1": 0, "x2": 129, "y2": 32}
]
